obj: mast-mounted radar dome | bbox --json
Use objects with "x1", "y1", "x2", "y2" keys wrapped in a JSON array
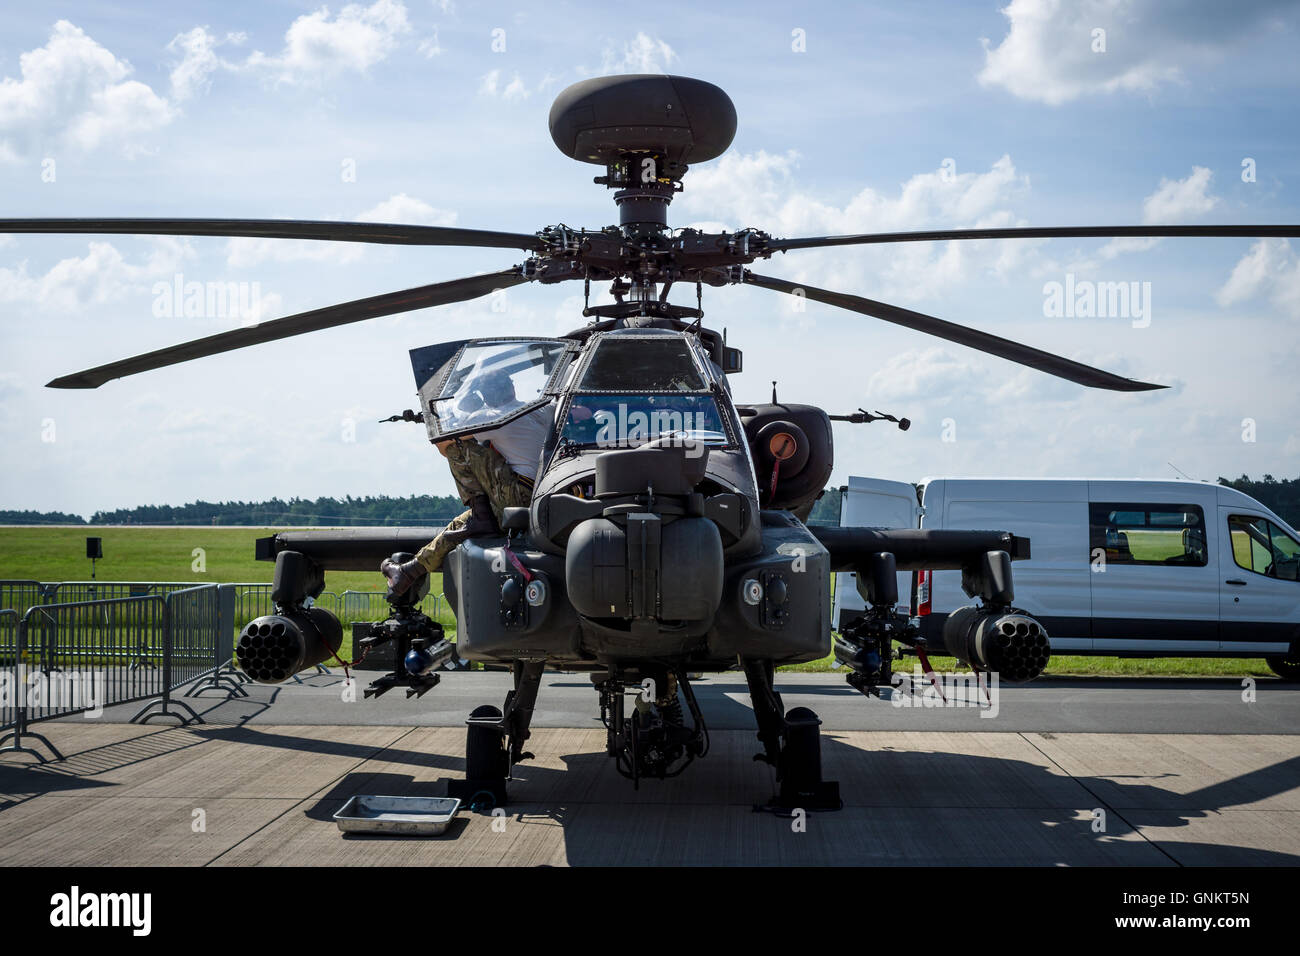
[{"x1": 548, "y1": 74, "x2": 737, "y2": 174}]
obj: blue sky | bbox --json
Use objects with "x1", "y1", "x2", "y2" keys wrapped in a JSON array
[{"x1": 1, "y1": 0, "x2": 1298, "y2": 518}]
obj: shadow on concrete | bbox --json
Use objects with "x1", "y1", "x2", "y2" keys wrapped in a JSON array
[
  {"x1": 195, "y1": 688, "x2": 1300, "y2": 866},
  {"x1": 0, "y1": 726, "x2": 209, "y2": 811}
]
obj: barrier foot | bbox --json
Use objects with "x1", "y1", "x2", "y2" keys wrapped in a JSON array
[
  {"x1": 187, "y1": 676, "x2": 249, "y2": 697},
  {"x1": 185, "y1": 675, "x2": 248, "y2": 698},
  {"x1": 131, "y1": 696, "x2": 204, "y2": 726},
  {"x1": 0, "y1": 729, "x2": 65, "y2": 763}
]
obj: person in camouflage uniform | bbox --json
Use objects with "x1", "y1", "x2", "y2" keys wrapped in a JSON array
[
  {"x1": 412, "y1": 437, "x2": 535, "y2": 573},
  {"x1": 381, "y1": 394, "x2": 551, "y2": 596}
]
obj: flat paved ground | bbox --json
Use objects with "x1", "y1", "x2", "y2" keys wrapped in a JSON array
[
  {"x1": 65, "y1": 670, "x2": 1300, "y2": 733},
  {"x1": 1, "y1": 674, "x2": 1297, "y2": 866}
]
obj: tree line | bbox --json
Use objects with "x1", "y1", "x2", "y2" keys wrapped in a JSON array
[
  {"x1": 1, "y1": 477, "x2": 1295, "y2": 528},
  {"x1": 1218, "y1": 475, "x2": 1300, "y2": 527},
  {"x1": 0, "y1": 494, "x2": 467, "y2": 526}
]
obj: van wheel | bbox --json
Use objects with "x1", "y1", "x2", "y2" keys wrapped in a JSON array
[{"x1": 1265, "y1": 656, "x2": 1300, "y2": 681}]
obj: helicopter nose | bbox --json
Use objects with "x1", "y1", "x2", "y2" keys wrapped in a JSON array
[
  {"x1": 566, "y1": 512, "x2": 723, "y2": 627},
  {"x1": 564, "y1": 442, "x2": 723, "y2": 635}
]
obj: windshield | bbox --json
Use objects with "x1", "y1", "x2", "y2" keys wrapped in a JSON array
[
  {"x1": 561, "y1": 393, "x2": 728, "y2": 448},
  {"x1": 579, "y1": 337, "x2": 705, "y2": 391}
]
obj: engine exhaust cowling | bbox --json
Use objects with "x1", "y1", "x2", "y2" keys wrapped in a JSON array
[
  {"x1": 942, "y1": 605, "x2": 1050, "y2": 684},
  {"x1": 236, "y1": 606, "x2": 343, "y2": 684}
]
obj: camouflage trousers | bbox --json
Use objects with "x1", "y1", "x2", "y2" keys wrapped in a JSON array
[{"x1": 415, "y1": 439, "x2": 534, "y2": 573}]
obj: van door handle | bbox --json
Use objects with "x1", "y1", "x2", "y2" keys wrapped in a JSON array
[{"x1": 1225, "y1": 579, "x2": 1247, "y2": 586}]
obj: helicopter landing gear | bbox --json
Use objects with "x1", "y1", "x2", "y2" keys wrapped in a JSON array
[
  {"x1": 596, "y1": 667, "x2": 709, "y2": 788},
  {"x1": 451, "y1": 660, "x2": 545, "y2": 810},
  {"x1": 743, "y1": 657, "x2": 842, "y2": 814}
]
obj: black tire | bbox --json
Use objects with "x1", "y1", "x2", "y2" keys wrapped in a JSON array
[
  {"x1": 1266, "y1": 655, "x2": 1300, "y2": 681},
  {"x1": 466, "y1": 704, "x2": 508, "y2": 781}
]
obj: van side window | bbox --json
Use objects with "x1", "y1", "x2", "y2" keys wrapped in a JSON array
[
  {"x1": 1088, "y1": 502, "x2": 1208, "y2": 567},
  {"x1": 1229, "y1": 515, "x2": 1300, "y2": 581}
]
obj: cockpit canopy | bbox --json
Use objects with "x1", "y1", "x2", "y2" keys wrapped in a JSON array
[
  {"x1": 410, "y1": 337, "x2": 568, "y2": 442},
  {"x1": 409, "y1": 329, "x2": 732, "y2": 446}
]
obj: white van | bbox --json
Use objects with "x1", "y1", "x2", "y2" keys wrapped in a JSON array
[{"x1": 832, "y1": 476, "x2": 1300, "y2": 679}]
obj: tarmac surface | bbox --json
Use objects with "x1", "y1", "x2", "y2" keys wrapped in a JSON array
[{"x1": 2, "y1": 671, "x2": 1298, "y2": 866}]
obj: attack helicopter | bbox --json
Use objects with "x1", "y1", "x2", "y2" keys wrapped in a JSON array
[{"x1": 6, "y1": 74, "x2": 1298, "y2": 809}]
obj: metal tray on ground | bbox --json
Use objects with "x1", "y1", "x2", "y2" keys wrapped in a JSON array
[{"x1": 333, "y1": 795, "x2": 461, "y2": 835}]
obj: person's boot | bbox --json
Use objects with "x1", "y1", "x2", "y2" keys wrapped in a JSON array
[
  {"x1": 443, "y1": 494, "x2": 500, "y2": 544},
  {"x1": 380, "y1": 556, "x2": 427, "y2": 597}
]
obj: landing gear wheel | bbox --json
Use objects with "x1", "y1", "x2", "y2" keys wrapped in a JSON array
[{"x1": 1266, "y1": 655, "x2": 1300, "y2": 681}]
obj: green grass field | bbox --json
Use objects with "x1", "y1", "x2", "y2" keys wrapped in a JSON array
[
  {"x1": 782, "y1": 651, "x2": 1275, "y2": 678},
  {"x1": 0, "y1": 526, "x2": 426, "y2": 593},
  {"x1": 0, "y1": 526, "x2": 1276, "y2": 676},
  {"x1": 0, "y1": 526, "x2": 449, "y2": 662}
]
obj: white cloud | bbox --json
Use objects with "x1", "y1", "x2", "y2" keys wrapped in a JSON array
[
  {"x1": 1048, "y1": 168, "x2": 1218, "y2": 273},
  {"x1": 978, "y1": 0, "x2": 1291, "y2": 105},
  {"x1": 479, "y1": 70, "x2": 532, "y2": 101},
  {"x1": 244, "y1": 0, "x2": 412, "y2": 84},
  {"x1": 358, "y1": 193, "x2": 456, "y2": 225},
  {"x1": 866, "y1": 347, "x2": 981, "y2": 403},
  {"x1": 167, "y1": 27, "x2": 219, "y2": 102},
  {"x1": 167, "y1": 4, "x2": 410, "y2": 98},
  {"x1": 502, "y1": 74, "x2": 529, "y2": 101},
  {"x1": 1093, "y1": 236, "x2": 1160, "y2": 260},
  {"x1": 682, "y1": 151, "x2": 1035, "y2": 302},
  {"x1": 0, "y1": 21, "x2": 175, "y2": 159},
  {"x1": 1216, "y1": 239, "x2": 1300, "y2": 313},
  {"x1": 166, "y1": 27, "x2": 247, "y2": 102},
  {"x1": 0, "y1": 239, "x2": 193, "y2": 313},
  {"x1": 599, "y1": 32, "x2": 677, "y2": 74},
  {"x1": 418, "y1": 30, "x2": 442, "y2": 58},
  {"x1": 1141, "y1": 165, "x2": 1219, "y2": 223},
  {"x1": 224, "y1": 193, "x2": 454, "y2": 267}
]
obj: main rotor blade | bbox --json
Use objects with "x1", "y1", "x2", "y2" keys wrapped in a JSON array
[
  {"x1": 48, "y1": 268, "x2": 530, "y2": 389},
  {"x1": 0, "y1": 218, "x2": 545, "y2": 252},
  {"x1": 742, "y1": 270, "x2": 1165, "y2": 392},
  {"x1": 767, "y1": 224, "x2": 1300, "y2": 253}
]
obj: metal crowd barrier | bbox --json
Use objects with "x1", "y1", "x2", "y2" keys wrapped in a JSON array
[
  {"x1": 338, "y1": 589, "x2": 441, "y2": 622},
  {"x1": 0, "y1": 580, "x2": 44, "y2": 617},
  {"x1": 134, "y1": 584, "x2": 221, "y2": 722},
  {"x1": 0, "y1": 586, "x2": 223, "y2": 761},
  {"x1": 1, "y1": 609, "x2": 18, "y2": 739},
  {"x1": 0, "y1": 580, "x2": 441, "y2": 622},
  {"x1": 0, "y1": 578, "x2": 453, "y2": 762}
]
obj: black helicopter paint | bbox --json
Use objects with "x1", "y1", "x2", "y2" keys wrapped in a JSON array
[{"x1": 6, "y1": 75, "x2": 1298, "y2": 812}]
